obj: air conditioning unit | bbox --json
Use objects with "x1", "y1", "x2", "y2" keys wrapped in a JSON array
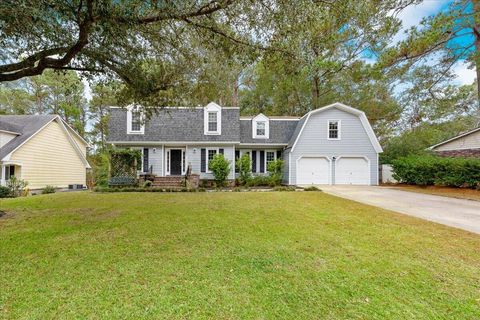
[{"x1": 68, "y1": 184, "x2": 84, "y2": 190}]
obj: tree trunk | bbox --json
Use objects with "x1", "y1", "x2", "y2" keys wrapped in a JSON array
[
  {"x1": 232, "y1": 78, "x2": 238, "y2": 108},
  {"x1": 473, "y1": 0, "x2": 480, "y2": 102},
  {"x1": 312, "y1": 75, "x2": 320, "y2": 109}
]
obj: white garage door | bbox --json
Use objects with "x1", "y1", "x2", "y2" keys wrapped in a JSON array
[
  {"x1": 335, "y1": 157, "x2": 370, "y2": 185},
  {"x1": 297, "y1": 157, "x2": 330, "y2": 185}
]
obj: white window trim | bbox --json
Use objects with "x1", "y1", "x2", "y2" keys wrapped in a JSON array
[
  {"x1": 204, "y1": 102, "x2": 222, "y2": 135},
  {"x1": 165, "y1": 147, "x2": 186, "y2": 176},
  {"x1": 252, "y1": 114, "x2": 270, "y2": 139},
  {"x1": 206, "y1": 148, "x2": 220, "y2": 173},
  {"x1": 127, "y1": 105, "x2": 145, "y2": 134},
  {"x1": 327, "y1": 119, "x2": 341, "y2": 140},
  {"x1": 265, "y1": 150, "x2": 277, "y2": 172}
]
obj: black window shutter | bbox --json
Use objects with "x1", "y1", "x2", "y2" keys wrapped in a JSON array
[
  {"x1": 143, "y1": 148, "x2": 149, "y2": 172},
  {"x1": 201, "y1": 148, "x2": 206, "y2": 172},
  {"x1": 235, "y1": 150, "x2": 240, "y2": 173},
  {"x1": 219, "y1": 148, "x2": 224, "y2": 155},
  {"x1": 260, "y1": 151, "x2": 265, "y2": 173},
  {"x1": 252, "y1": 150, "x2": 257, "y2": 172},
  {"x1": 277, "y1": 150, "x2": 282, "y2": 160}
]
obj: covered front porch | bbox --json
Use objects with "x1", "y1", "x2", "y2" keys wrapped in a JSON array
[
  {"x1": 139, "y1": 146, "x2": 188, "y2": 177},
  {"x1": 0, "y1": 162, "x2": 22, "y2": 186},
  {"x1": 138, "y1": 144, "x2": 236, "y2": 180}
]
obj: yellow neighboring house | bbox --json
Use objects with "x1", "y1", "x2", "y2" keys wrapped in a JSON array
[{"x1": 0, "y1": 115, "x2": 90, "y2": 190}]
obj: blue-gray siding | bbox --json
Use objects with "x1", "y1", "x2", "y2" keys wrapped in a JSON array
[
  {"x1": 289, "y1": 108, "x2": 378, "y2": 185},
  {"x1": 186, "y1": 145, "x2": 236, "y2": 179}
]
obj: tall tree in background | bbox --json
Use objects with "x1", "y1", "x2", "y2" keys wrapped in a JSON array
[
  {"x1": 88, "y1": 81, "x2": 121, "y2": 150},
  {"x1": 0, "y1": 70, "x2": 87, "y2": 134},
  {"x1": 381, "y1": 0, "x2": 480, "y2": 109},
  {"x1": 261, "y1": 0, "x2": 404, "y2": 109}
]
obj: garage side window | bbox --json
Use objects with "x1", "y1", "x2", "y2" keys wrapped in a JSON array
[{"x1": 328, "y1": 120, "x2": 340, "y2": 140}]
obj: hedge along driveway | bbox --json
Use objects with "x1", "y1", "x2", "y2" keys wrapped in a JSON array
[
  {"x1": 391, "y1": 155, "x2": 480, "y2": 187},
  {"x1": 321, "y1": 185, "x2": 480, "y2": 234}
]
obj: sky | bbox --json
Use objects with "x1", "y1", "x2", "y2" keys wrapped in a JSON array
[{"x1": 394, "y1": 0, "x2": 476, "y2": 86}]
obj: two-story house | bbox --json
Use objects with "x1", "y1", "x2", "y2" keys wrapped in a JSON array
[{"x1": 107, "y1": 102, "x2": 383, "y2": 185}]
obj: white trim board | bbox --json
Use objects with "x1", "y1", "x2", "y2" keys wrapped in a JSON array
[
  {"x1": 110, "y1": 106, "x2": 240, "y2": 110},
  {"x1": 109, "y1": 141, "x2": 241, "y2": 146}
]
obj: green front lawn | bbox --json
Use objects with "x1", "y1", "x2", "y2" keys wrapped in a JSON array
[{"x1": 1, "y1": 192, "x2": 479, "y2": 319}]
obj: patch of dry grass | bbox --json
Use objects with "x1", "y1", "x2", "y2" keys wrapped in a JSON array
[{"x1": 387, "y1": 184, "x2": 480, "y2": 201}]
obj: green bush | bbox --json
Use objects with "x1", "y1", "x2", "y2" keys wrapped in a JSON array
[
  {"x1": 303, "y1": 186, "x2": 320, "y2": 191},
  {"x1": 88, "y1": 151, "x2": 110, "y2": 188},
  {"x1": 209, "y1": 154, "x2": 231, "y2": 187},
  {"x1": 391, "y1": 155, "x2": 480, "y2": 188},
  {"x1": 42, "y1": 185, "x2": 56, "y2": 194},
  {"x1": 273, "y1": 186, "x2": 295, "y2": 192},
  {"x1": 0, "y1": 186, "x2": 11, "y2": 198},
  {"x1": 93, "y1": 186, "x2": 195, "y2": 193},
  {"x1": 246, "y1": 175, "x2": 270, "y2": 187},
  {"x1": 236, "y1": 154, "x2": 252, "y2": 185},
  {"x1": 143, "y1": 180, "x2": 153, "y2": 188},
  {"x1": 6, "y1": 177, "x2": 28, "y2": 197},
  {"x1": 267, "y1": 159, "x2": 284, "y2": 186}
]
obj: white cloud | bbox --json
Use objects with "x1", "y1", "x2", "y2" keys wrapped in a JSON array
[
  {"x1": 392, "y1": 0, "x2": 450, "y2": 43},
  {"x1": 452, "y1": 60, "x2": 476, "y2": 85}
]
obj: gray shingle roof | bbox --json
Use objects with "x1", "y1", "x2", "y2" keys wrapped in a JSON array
[
  {"x1": 107, "y1": 107, "x2": 303, "y2": 145},
  {"x1": 108, "y1": 108, "x2": 241, "y2": 143},
  {"x1": 0, "y1": 115, "x2": 57, "y2": 160},
  {"x1": 239, "y1": 119, "x2": 298, "y2": 144},
  {"x1": 287, "y1": 115, "x2": 307, "y2": 148}
]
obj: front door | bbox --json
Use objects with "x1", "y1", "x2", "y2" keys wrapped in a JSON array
[{"x1": 170, "y1": 149, "x2": 182, "y2": 175}]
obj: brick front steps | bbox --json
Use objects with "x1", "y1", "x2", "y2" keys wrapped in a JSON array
[{"x1": 152, "y1": 176, "x2": 184, "y2": 188}]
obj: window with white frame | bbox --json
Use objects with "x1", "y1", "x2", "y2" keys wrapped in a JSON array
[
  {"x1": 252, "y1": 114, "x2": 269, "y2": 139},
  {"x1": 204, "y1": 102, "x2": 222, "y2": 135},
  {"x1": 256, "y1": 121, "x2": 266, "y2": 136},
  {"x1": 266, "y1": 151, "x2": 275, "y2": 167},
  {"x1": 208, "y1": 112, "x2": 218, "y2": 132},
  {"x1": 207, "y1": 149, "x2": 218, "y2": 171},
  {"x1": 328, "y1": 120, "x2": 340, "y2": 139},
  {"x1": 127, "y1": 105, "x2": 145, "y2": 134},
  {"x1": 131, "y1": 111, "x2": 141, "y2": 131}
]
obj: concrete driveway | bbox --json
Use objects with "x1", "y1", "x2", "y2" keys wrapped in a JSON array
[{"x1": 319, "y1": 185, "x2": 480, "y2": 234}]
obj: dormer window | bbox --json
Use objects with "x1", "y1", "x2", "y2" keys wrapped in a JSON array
[
  {"x1": 328, "y1": 120, "x2": 340, "y2": 140},
  {"x1": 204, "y1": 102, "x2": 222, "y2": 135},
  {"x1": 127, "y1": 105, "x2": 145, "y2": 134},
  {"x1": 252, "y1": 114, "x2": 269, "y2": 139}
]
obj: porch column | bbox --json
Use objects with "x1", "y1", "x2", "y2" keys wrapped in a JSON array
[{"x1": 0, "y1": 164, "x2": 4, "y2": 186}]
